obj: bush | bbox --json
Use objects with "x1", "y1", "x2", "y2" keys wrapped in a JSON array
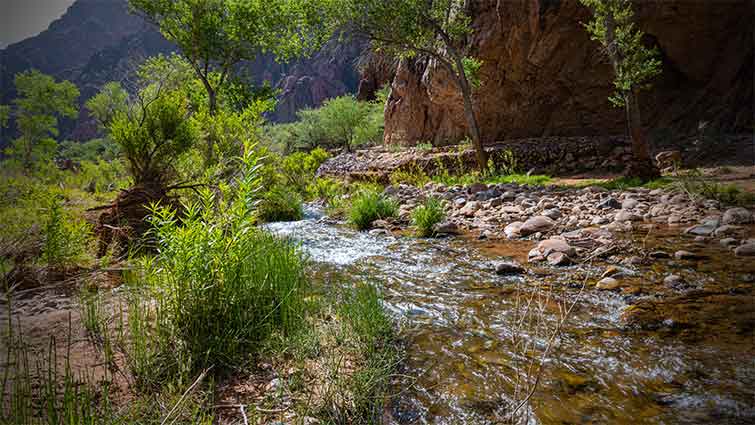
[
  {"x1": 262, "y1": 94, "x2": 384, "y2": 152},
  {"x1": 258, "y1": 186, "x2": 304, "y2": 222},
  {"x1": 139, "y1": 146, "x2": 309, "y2": 377},
  {"x1": 306, "y1": 177, "x2": 346, "y2": 203},
  {"x1": 40, "y1": 196, "x2": 92, "y2": 267},
  {"x1": 279, "y1": 147, "x2": 331, "y2": 194},
  {"x1": 411, "y1": 197, "x2": 445, "y2": 237},
  {"x1": 348, "y1": 189, "x2": 398, "y2": 230}
]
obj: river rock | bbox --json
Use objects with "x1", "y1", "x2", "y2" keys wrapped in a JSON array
[
  {"x1": 722, "y1": 207, "x2": 753, "y2": 225},
  {"x1": 519, "y1": 216, "x2": 555, "y2": 236},
  {"x1": 460, "y1": 201, "x2": 480, "y2": 217},
  {"x1": 542, "y1": 208, "x2": 562, "y2": 220},
  {"x1": 434, "y1": 221, "x2": 461, "y2": 235},
  {"x1": 622, "y1": 198, "x2": 639, "y2": 209},
  {"x1": 663, "y1": 274, "x2": 684, "y2": 285},
  {"x1": 713, "y1": 225, "x2": 743, "y2": 237},
  {"x1": 674, "y1": 250, "x2": 701, "y2": 260},
  {"x1": 684, "y1": 223, "x2": 716, "y2": 236},
  {"x1": 597, "y1": 197, "x2": 621, "y2": 209},
  {"x1": 719, "y1": 237, "x2": 738, "y2": 248},
  {"x1": 504, "y1": 221, "x2": 524, "y2": 238},
  {"x1": 547, "y1": 252, "x2": 572, "y2": 266},
  {"x1": 614, "y1": 210, "x2": 642, "y2": 222},
  {"x1": 494, "y1": 261, "x2": 525, "y2": 275},
  {"x1": 596, "y1": 277, "x2": 620, "y2": 290},
  {"x1": 734, "y1": 243, "x2": 755, "y2": 257},
  {"x1": 535, "y1": 238, "x2": 576, "y2": 257}
]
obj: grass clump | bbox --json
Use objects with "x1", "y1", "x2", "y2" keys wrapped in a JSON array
[
  {"x1": 411, "y1": 197, "x2": 445, "y2": 237},
  {"x1": 40, "y1": 196, "x2": 93, "y2": 268},
  {"x1": 348, "y1": 188, "x2": 398, "y2": 230},
  {"x1": 257, "y1": 186, "x2": 304, "y2": 222},
  {"x1": 485, "y1": 173, "x2": 553, "y2": 186}
]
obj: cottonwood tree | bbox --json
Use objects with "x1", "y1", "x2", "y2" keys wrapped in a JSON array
[
  {"x1": 129, "y1": 0, "x2": 335, "y2": 158},
  {"x1": 3, "y1": 70, "x2": 79, "y2": 171},
  {"x1": 85, "y1": 82, "x2": 129, "y2": 130},
  {"x1": 581, "y1": 0, "x2": 662, "y2": 180},
  {"x1": 336, "y1": 0, "x2": 488, "y2": 171}
]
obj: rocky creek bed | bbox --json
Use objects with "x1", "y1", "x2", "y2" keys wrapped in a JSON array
[{"x1": 265, "y1": 179, "x2": 755, "y2": 424}]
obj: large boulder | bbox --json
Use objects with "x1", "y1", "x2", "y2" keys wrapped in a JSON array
[{"x1": 519, "y1": 216, "x2": 555, "y2": 236}]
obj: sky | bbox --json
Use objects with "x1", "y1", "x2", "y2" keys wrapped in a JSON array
[{"x1": 0, "y1": 0, "x2": 76, "y2": 48}]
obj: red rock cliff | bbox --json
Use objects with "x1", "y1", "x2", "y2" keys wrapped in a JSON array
[{"x1": 379, "y1": 0, "x2": 753, "y2": 146}]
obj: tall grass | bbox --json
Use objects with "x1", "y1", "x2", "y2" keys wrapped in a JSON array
[
  {"x1": 348, "y1": 189, "x2": 398, "y2": 230},
  {"x1": 411, "y1": 197, "x2": 445, "y2": 237}
]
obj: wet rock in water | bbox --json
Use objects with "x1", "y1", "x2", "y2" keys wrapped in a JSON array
[
  {"x1": 519, "y1": 215, "x2": 555, "y2": 236},
  {"x1": 685, "y1": 223, "x2": 717, "y2": 236},
  {"x1": 663, "y1": 274, "x2": 684, "y2": 286},
  {"x1": 596, "y1": 277, "x2": 621, "y2": 290},
  {"x1": 373, "y1": 219, "x2": 391, "y2": 229},
  {"x1": 494, "y1": 261, "x2": 525, "y2": 275},
  {"x1": 713, "y1": 225, "x2": 743, "y2": 237},
  {"x1": 535, "y1": 238, "x2": 576, "y2": 257},
  {"x1": 547, "y1": 252, "x2": 572, "y2": 266},
  {"x1": 597, "y1": 197, "x2": 621, "y2": 209},
  {"x1": 504, "y1": 221, "x2": 524, "y2": 238},
  {"x1": 720, "y1": 238, "x2": 739, "y2": 248},
  {"x1": 650, "y1": 250, "x2": 671, "y2": 259},
  {"x1": 674, "y1": 250, "x2": 702, "y2": 260},
  {"x1": 614, "y1": 210, "x2": 642, "y2": 223},
  {"x1": 722, "y1": 207, "x2": 753, "y2": 225},
  {"x1": 369, "y1": 228, "x2": 391, "y2": 237},
  {"x1": 734, "y1": 243, "x2": 755, "y2": 257},
  {"x1": 434, "y1": 221, "x2": 461, "y2": 235}
]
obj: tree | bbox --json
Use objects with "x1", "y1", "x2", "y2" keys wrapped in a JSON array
[
  {"x1": 129, "y1": 0, "x2": 334, "y2": 116},
  {"x1": 109, "y1": 87, "x2": 197, "y2": 187},
  {"x1": 0, "y1": 105, "x2": 9, "y2": 128},
  {"x1": 318, "y1": 96, "x2": 372, "y2": 152},
  {"x1": 581, "y1": 0, "x2": 662, "y2": 180},
  {"x1": 129, "y1": 0, "x2": 335, "y2": 164},
  {"x1": 335, "y1": 0, "x2": 488, "y2": 171},
  {"x1": 85, "y1": 82, "x2": 129, "y2": 129},
  {"x1": 4, "y1": 70, "x2": 79, "y2": 171}
]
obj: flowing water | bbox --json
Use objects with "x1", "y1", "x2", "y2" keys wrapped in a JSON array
[{"x1": 265, "y1": 207, "x2": 755, "y2": 424}]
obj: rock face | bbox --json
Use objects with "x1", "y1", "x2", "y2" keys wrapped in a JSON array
[{"x1": 379, "y1": 0, "x2": 753, "y2": 146}]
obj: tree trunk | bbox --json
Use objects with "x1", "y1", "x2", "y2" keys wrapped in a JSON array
[
  {"x1": 624, "y1": 89, "x2": 660, "y2": 180},
  {"x1": 205, "y1": 86, "x2": 217, "y2": 164},
  {"x1": 454, "y1": 56, "x2": 488, "y2": 173}
]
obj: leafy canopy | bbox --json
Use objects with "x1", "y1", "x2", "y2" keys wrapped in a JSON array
[
  {"x1": 580, "y1": 0, "x2": 662, "y2": 107},
  {"x1": 129, "y1": 0, "x2": 337, "y2": 113},
  {"x1": 4, "y1": 70, "x2": 79, "y2": 170}
]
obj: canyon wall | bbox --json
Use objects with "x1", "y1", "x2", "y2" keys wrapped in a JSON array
[{"x1": 379, "y1": 0, "x2": 753, "y2": 146}]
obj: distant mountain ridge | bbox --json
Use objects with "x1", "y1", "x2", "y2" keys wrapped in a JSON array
[{"x1": 1, "y1": 0, "x2": 363, "y2": 146}]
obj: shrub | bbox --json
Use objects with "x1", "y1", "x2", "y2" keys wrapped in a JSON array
[
  {"x1": 348, "y1": 189, "x2": 398, "y2": 230},
  {"x1": 306, "y1": 177, "x2": 346, "y2": 203},
  {"x1": 411, "y1": 197, "x2": 445, "y2": 237},
  {"x1": 280, "y1": 147, "x2": 331, "y2": 194},
  {"x1": 258, "y1": 187, "x2": 304, "y2": 222},
  {"x1": 139, "y1": 145, "x2": 309, "y2": 377},
  {"x1": 40, "y1": 196, "x2": 92, "y2": 267}
]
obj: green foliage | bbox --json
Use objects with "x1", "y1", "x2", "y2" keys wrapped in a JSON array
[
  {"x1": 85, "y1": 82, "x2": 129, "y2": 129},
  {"x1": 486, "y1": 173, "x2": 553, "y2": 186},
  {"x1": 348, "y1": 188, "x2": 398, "y2": 230},
  {"x1": 4, "y1": 70, "x2": 79, "y2": 171},
  {"x1": 129, "y1": 0, "x2": 336, "y2": 115},
  {"x1": 139, "y1": 144, "x2": 308, "y2": 378},
  {"x1": 65, "y1": 159, "x2": 130, "y2": 194},
  {"x1": 411, "y1": 197, "x2": 445, "y2": 237},
  {"x1": 306, "y1": 177, "x2": 346, "y2": 203},
  {"x1": 461, "y1": 57, "x2": 484, "y2": 89},
  {"x1": 109, "y1": 89, "x2": 197, "y2": 185},
  {"x1": 0, "y1": 104, "x2": 9, "y2": 128},
  {"x1": 580, "y1": 0, "x2": 662, "y2": 107},
  {"x1": 265, "y1": 95, "x2": 384, "y2": 152},
  {"x1": 258, "y1": 187, "x2": 304, "y2": 222},
  {"x1": 672, "y1": 171, "x2": 754, "y2": 206},
  {"x1": 279, "y1": 147, "x2": 331, "y2": 194},
  {"x1": 40, "y1": 196, "x2": 92, "y2": 268},
  {"x1": 59, "y1": 138, "x2": 121, "y2": 162},
  {"x1": 338, "y1": 283, "x2": 397, "y2": 421}
]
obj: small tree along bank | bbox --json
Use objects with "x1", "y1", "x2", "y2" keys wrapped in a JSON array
[
  {"x1": 335, "y1": 0, "x2": 489, "y2": 171},
  {"x1": 581, "y1": 0, "x2": 662, "y2": 181}
]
